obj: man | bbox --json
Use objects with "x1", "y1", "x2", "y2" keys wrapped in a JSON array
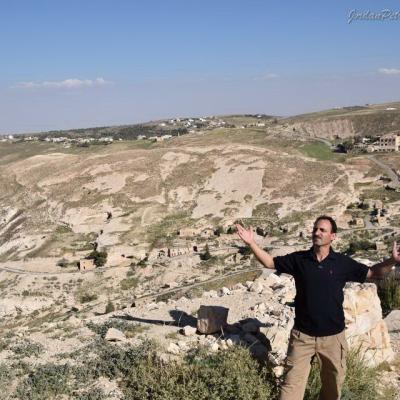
[{"x1": 236, "y1": 215, "x2": 399, "y2": 400}]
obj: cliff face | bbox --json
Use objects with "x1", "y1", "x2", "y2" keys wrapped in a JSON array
[
  {"x1": 289, "y1": 108, "x2": 400, "y2": 139},
  {"x1": 294, "y1": 118, "x2": 355, "y2": 139}
]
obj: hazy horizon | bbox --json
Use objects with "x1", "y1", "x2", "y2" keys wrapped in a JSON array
[{"x1": 1, "y1": 0, "x2": 400, "y2": 134}]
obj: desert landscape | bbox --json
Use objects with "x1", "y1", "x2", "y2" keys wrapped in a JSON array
[{"x1": 1, "y1": 104, "x2": 400, "y2": 399}]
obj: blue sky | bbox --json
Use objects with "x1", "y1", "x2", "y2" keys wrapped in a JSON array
[{"x1": 1, "y1": 0, "x2": 400, "y2": 133}]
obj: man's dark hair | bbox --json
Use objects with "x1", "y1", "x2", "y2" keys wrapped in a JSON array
[{"x1": 313, "y1": 215, "x2": 337, "y2": 233}]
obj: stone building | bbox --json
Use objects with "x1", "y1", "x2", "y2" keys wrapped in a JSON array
[
  {"x1": 377, "y1": 132, "x2": 400, "y2": 152},
  {"x1": 79, "y1": 259, "x2": 96, "y2": 271},
  {"x1": 177, "y1": 228, "x2": 198, "y2": 238}
]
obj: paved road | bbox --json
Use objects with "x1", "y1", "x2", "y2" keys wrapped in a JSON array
[{"x1": 367, "y1": 155, "x2": 400, "y2": 188}]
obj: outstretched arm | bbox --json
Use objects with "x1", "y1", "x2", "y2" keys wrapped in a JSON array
[
  {"x1": 367, "y1": 241, "x2": 399, "y2": 279},
  {"x1": 235, "y1": 224, "x2": 275, "y2": 269}
]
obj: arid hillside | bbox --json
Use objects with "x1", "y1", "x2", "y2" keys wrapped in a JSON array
[{"x1": 0, "y1": 127, "x2": 385, "y2": 267}]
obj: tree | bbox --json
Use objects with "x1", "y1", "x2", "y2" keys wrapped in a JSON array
[
  {"x1": 201, "y1": 244, "x2": 211, "y2": 261},
  {"x1": 86, "y1": 249, "x2": 108, "y2": 267}
]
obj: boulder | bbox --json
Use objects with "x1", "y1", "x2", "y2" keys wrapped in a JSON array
[
  {"x1": 384, "y1": 310, "x2": 400, "y2": 333},
  {"x1": 181, "y1": 325, "x2": 197, "y2": 336},
  {"x1": 218, "y1": 287, "x2": 231, "y2": 297},
  {"x1": 263, "y1": 273, "x2": 282, "y2": 290},
  {"x1": 233, "y1": 283, "x2": 247, "y2": 291},
  {"x1": 343, "y1": 282, "x2": 394, "y2": 366},
  {"x1": 249, "y1": 281, "x2": 264, "y2": 294},
  {"x1": 197, "y1": 305, "x2": 229, "y2": 334},
  {"x1": 167, "y1": 342, "x2": 180, "y2": 355},
  {"x1": 105, "y1": 328, "x2": 126, "y2": 342}
]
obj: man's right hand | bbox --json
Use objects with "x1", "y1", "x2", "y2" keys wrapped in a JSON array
[{"x1": 235, "y1": 223, "x2": 254, "y2": 246}]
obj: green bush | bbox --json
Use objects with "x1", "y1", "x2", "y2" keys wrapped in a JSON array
[
  {"x1": 120, "y1": 276, "x2": 139, "y2": 290},
  {"x1": 79, "y1": 292, "x2": 98, "y2": 303},
  {"x1": 11, "y1": 339, "x2": 391, "y2": 400},
  {"x1": 346, "y1": 240, "x2": 375, "y2": 255},
  {"x1": 200, "y1": 244, "x2": 211, "y2": 261},
  {"x1": 86, "y1": 320, "x2": 146, "y2": 338},
  {"x1": 86, "y1": 249, "x2": 107, "y2": 267},
  {"x1": 105, "y1": 300, "x2": 115, "y2": 314},
  {"x1": 12, "y1": 340, "x2": 43, "y2": 358},
  {"x1": 123, "y1": 347, "x2": 276, "y2": 400},
  {"x1": 377, "y1": 271, "x2": 400, "y2": 315},
  {"x1": 16, "y1": 363, "x2": 72, "y2": 399}
]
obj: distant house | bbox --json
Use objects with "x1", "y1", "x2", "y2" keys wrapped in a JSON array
[
  {"x1": 377, "y1": 132, "x2": 400, "y2": 152},
  {"x1": 375, "y1": 242, "x2": 387, "y2": 251},
  {"x1": 376, "y1": 215, "x2": 388, "y2": 226},
  {"x1": 149, "y1": 246, "x2": 196, "y2": 260},
  {"x1": 79, "y1": 259, "x2": 96, "y2": 271},
  {"x1": 200, "y1": 228, "x2": 215, "y2": 238},
  {"x1": 352, "y1": 218, "x2": 365, "y2": 227},
  {"x1": 364, "y1": 199, "x2": 383, "y2": 210},
  {"x1": 177, "y1": 228, "x2": 198, "y2": 237}
]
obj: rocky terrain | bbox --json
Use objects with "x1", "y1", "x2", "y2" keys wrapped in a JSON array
[{"x1": 1, "y1": 103, "x2": 400, "y2": 398}]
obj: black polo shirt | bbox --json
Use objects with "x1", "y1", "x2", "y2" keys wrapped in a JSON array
[{"x1": 273, "y1": 246, "x2": 369, "y2": 337}]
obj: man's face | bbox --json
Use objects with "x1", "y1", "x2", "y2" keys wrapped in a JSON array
[{"x1": 312, "y1": 219, "x2": 336, "y2": 246}]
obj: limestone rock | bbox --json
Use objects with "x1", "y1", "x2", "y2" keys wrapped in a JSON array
[
  {"x1": 167, "y1": 342, "x2": 180, "y2": 355},
  {"x1": 384, "y1": 310, "x2": 400, "y2": 332},
  {"x1": 210, "y1": 342, "x2": 219, "y2": 352},
  {"x1": 202, "y1": 290, "x2": 218, "y2": 299},
  {"x1": 218, "y1": 287, "x2": 231, "y2": 296},
  {"x1": 177, "y1": 341, "x2": 189, "y2": 351},
  {"x1": 252, "y1": 302, "x2": 267, "y2": 313},
  {"x1": 182, "y1": 325, "x2": 197, "y2": 336},
  {"x1": 197, "y1": 305, "x2": 229, "y2": 334},
  {"x1": 105, "y1": 328, "x2": 126, "y2": 342},
  {"x1": 263, "y1": 273, "x2": 282, "y2": 289},
  {"x1": 233, "y1": 283, "x2": 247, "y2": 291},
  {"x1": 249, "y1": 281, "x2": 264, "y2": 294},
  {"x1": 343, "y1": 282, "x2": 394, "y2": 366}
]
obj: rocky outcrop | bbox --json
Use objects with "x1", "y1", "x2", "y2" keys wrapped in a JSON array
[
  {"x1": 183, "y1": 275, "x2": 392, "y2": 373},
  {"x1": 344, "y1": 282, "x2": 394, "y2": 366}
]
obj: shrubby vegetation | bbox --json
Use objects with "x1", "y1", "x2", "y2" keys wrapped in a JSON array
[
  {"x1": 86, "y1": 319, "x2": 147, "y2": 338},
  {"x1": 345, "y1": 239, "x2": 375, "y2": 255},
  {"x1": 105, "y1": 300, "x2": 115, "y2": 314},
  {"x1": 10, "y1": 339, "x2": 392, "y2": 400},
  {"x1": 86, "y1": 249, "x2": 108, "y2": 267}
]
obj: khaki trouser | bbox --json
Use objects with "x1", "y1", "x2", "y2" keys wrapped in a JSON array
[{"x1": 279, "y1": 328, "x2": 348, "y2": 400}]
